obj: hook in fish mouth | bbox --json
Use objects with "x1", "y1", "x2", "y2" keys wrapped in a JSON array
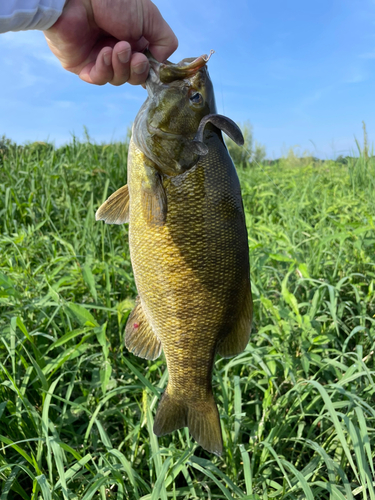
[{"x1": 159, "y1": 50, "x2": 215, "y2": 83}]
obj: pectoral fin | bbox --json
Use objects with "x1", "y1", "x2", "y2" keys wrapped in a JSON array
[
  {"x1": 125, "y1": 296, "x2": 162, "y2": 360},
  {"x1": 141, "y1": 169, "x2": 167, "y2": 226},
  {"x1": 195, "y1": 114, "x2": 244, "y2": 146},
  {"x1": 217, "y1": 283, "x2": 253, "y2": 358},
  {"x1": 95, "y1": 185, "x2": 129, "y2": 224}
]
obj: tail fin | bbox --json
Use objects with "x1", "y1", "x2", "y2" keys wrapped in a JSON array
[{"x1": 153, "y1": 387, "x2": 223, "y2": 456}]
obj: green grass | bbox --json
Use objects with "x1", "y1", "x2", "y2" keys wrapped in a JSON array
[{"x1": 0, "y1": 138, "x2": 374, "y2": 499}]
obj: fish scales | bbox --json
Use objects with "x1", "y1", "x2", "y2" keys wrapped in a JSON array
[
  {"x1": 129, "y1": 131, "x2": 251, "y2": 445},
  {"x1": 96, "y1": 51, "x2": 252, "y2": 455}
]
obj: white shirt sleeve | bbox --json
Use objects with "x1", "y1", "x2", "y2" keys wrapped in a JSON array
[{"x1": 0, "y1": 0, "x2": 66, "y2": 33}]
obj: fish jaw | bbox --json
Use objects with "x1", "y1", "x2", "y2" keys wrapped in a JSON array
[{"x1": 159, "y1": 50, "x2": 215, "y2": 83}]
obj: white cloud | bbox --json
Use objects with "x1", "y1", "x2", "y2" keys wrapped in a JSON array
[
  {"x1": 345, "y1": 72, "x2": 367, "y2": 83},
  {"x1": 118, "y1": 91, "x2": 144, "y2": 102},
  {"x1": 359, "y1": 51, "x2": 375, "y2": 59},
  {"x1": 0, "y1": 30, "x2": 63, "y2": 69},
  {"x1": 55, "y1": 100, "x2": 74, "y2": 108},
  {"x1": 34, "y1": 50, "x2": 64, "y2": 68},
  {"x1": 18, "y1": 62, "x2": 52, "y2": 88},
  {"x1": 292, "y1": 85, "x2": 334, "y2": 119},
  {"x1": 266, "y1": 57, "x2": 299, "y2": 81},
  {"x1": 0, "y1": 30, "x2": 45, "y2": 49}
]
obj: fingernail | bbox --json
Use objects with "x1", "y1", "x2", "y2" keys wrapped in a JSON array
[
  {"x1": 133, "y1": 61, "x2": 148, "y2": 75},
  {"x1": 118, "y1": 49, "x2": 130, "y2": 64},
  {"x1": 103, "y1": 51, "x2": 111, "y2": 66}
]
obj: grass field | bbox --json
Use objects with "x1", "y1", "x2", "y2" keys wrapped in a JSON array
[{"x1": 0, "y1": 136, "x2": 374, "y2": 499}]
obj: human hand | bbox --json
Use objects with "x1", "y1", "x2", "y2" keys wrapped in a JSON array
[{"x1": 44, "y1": 0, "x2": 178, "y2": 86}]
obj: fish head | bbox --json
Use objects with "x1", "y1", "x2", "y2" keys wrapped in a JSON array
[{"x1": 133, "y1": 51, "x2": 217, "y2": 176}]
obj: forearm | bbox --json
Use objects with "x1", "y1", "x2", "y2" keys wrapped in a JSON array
[{"x1": 0, "y1": 0, "x2": 66, "y2": 33}]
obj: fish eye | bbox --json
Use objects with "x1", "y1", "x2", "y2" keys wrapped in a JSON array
[{"x1": 189, "y1": 92, "x2": 203, "y2": 105}]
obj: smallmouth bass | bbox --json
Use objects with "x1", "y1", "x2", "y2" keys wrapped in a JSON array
[{"x1": 96, "y1": 51, "x2": 252, "y2": 455}]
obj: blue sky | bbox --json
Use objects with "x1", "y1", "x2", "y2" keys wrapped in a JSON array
[{"x1": 1, "y1": 0, "x2": 375, "y2": 158}]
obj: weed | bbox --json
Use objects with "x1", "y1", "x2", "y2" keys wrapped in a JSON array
[{"x1": 0, "y1": 137, "x2": 374, "y2": 499}]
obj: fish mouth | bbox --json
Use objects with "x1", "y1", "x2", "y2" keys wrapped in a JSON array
[
  {"x1": 159, "y1": 50, "x2": 214, "y2": 83},
  {"x1": 144, "y1": 50, "x2": 214, "y2": 95}
]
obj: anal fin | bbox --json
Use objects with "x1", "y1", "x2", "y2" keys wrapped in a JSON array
[
  {"x1": 96, "y1": 185, "x2": 129, "y2": 225},
  {"x1": 125, "y1": 297, "x2": 162, "y2": 360},
  {"x1": 218, "y1": 282, "x2": 253, "y2": 358}
]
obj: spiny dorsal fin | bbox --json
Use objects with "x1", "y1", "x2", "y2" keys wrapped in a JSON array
[
  {"x1": 217, "y1": 282, "x2": 252, "y2": 358},
  {"x1": 125, "y1": 296, "x2": 162, "y2": 360},
  {"x1": 141, "y1": 171, "x2": 167, "y2": 226},
  {"x1": 95, "y1": 185, "x2": 129, "y2": 225}
]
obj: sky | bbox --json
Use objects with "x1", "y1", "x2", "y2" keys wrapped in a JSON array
[{"x1": 1, "y1": 0, "x2": 375, "y2": 159}]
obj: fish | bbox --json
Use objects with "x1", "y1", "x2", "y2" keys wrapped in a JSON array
[{"x1": 96, "y1": 51, "x2": 252, "y2": 455}]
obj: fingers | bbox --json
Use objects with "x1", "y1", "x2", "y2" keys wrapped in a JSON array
[
  {"x1": 79, "y1": 42, "x2": 150, "y2": 86},
  {"x1": 111, "y1": 41, "x2": 131, "y2": 85},
  {"x1": 79, "y1": 46, "x2": 114, "y2": 85},
  {"x1": 126, "y1": 52, "x2": 149, "y2": 86},
  {"x1": 44, "y1": 0, "x2": 178, "y2": 87},
  {"x1": 112, "y1": 43, "x2": 150, "y2": 86}
]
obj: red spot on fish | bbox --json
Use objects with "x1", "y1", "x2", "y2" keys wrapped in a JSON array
[{"x1": 133, "y1": 323, "x2": 139, "y2": 329}]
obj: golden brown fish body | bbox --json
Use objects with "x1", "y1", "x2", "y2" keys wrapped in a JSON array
[{"x1": 96, "y1": 53, "x2": 252, "y2": 455}]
